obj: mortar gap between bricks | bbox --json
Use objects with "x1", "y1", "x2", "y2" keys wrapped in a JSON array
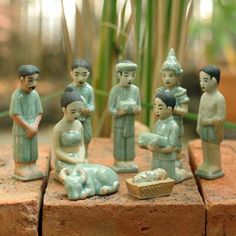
[{"x1": 38, "y1": 151, "x2": 52, "y2": 236}]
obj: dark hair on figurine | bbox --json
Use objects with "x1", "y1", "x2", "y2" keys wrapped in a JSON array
[
  {"x1": 18, "y1": 65, "x2": 40, "y2": 79},
  {"x1": 199, "y1": 65, "x2": 221, "y2": 84},
  {"x1": 61, "y1": 86, "x2": 83, "y2": 108},
  {"x1": 71, "y1": 59, "x2": 91, "y2": 72},
  {"x1": 155, "y1": 91, "x2": 176, "y2": 110}
]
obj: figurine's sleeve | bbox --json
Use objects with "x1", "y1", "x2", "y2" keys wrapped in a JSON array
[
  {"x1": 108, "y1": 87, "x2": 118, "y2": 116},
  {"x1": 35, "y1": 92, "x2": 43, "y2": 114},
  {"x1": 136, "y1": 87, "x2": 141, "y2": 108},
  {"x1": 87, "y1": 87, "x2": 95, "y2": 112},
  {"x1": 178, "y1": 88, "x2": 190, "y2": 105},
  {"x1": 9, "y1": 91, "x2": 22, "y2": 116},
  {"x1": 168, "y1": 124, "x2": 178, "y2": 147}
]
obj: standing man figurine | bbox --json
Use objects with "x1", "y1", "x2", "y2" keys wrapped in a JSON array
[
  {"x1": 195, "y1": 65, "x2": 226, "y2": 179},
  {"x1": 108, "y1": 60, "x2": 141, "y2": 173},
  {"x1": 67, "y1": 59, "x2": 95, "y2": 162},
  {"x1": 156, "y1": 48, "x2": 189, "y2": 166},
  {"x1": 9, "y1": 65, "x2": 45, "y2": 181}
]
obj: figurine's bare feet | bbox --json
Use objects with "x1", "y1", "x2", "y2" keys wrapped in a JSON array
[
  {"x1": 30, "y1": 162, "x2": 45, "y2": 176},
  {"x1": 14, "y1": 163, "x2": 32, "y2": 177}
]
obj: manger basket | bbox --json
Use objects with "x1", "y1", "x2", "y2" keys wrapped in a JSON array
[{"x1": 126, "y1": 178, "x2": 175, "y2": 199}]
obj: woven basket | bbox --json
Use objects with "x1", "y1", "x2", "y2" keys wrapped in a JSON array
[{"x1": 126, "y1": 178, "x2": 175, "y2": 199}]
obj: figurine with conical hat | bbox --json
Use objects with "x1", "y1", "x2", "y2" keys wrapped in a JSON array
[
  {"x1": 108, "y1": 60, "x2": 141, "y2": 173},
  {"x1": 156, "y1": 48, "x2": 189, "y2": 167},
  {"x1": 67, "y1": 59, "x2": 95, "y2": 162},
  {"x1": 9, "y1": 65, "x2": 45, "y2": 181},
  {"x1": 195, "y1": 65, "x2": 226, "y2": 180}
]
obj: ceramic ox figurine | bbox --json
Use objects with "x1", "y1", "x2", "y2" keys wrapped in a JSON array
[
  {"x1": 157, "y1": 48, "x2": 189, "y2": 167},
  {"x1": 9, "y1": 65, "x2": 45, "y2": 181},
  {"x1": 195, "y1": 65, "x2": 226, "y2": 180},
  {"x1": 67, "y1": 59, "x2": 95, "y2": 161},
  {"x1": 138, "y1": 91, "x2": 192, "y2": 183},
  {"x1": 53, "y1": 87, "x2": 119, "y2": 200},
  {"x1": 108, "y1": 60, "x2": 141, "y2": 173}
]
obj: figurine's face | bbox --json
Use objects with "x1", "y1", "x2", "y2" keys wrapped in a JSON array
[
  {"x1": 161, "y1": 70, "x2": 178, "y2": 89},
  {"x1": 71, "y1": 67, "x2": 90, "y2": 86},
  {"x1": 20, "y1": 73, "x2": 39, "y2": 93},
  {"x1": 199, "y1": 71, "x2": 217, "y2": 92},
  {"x1": 118, "y1": 71, "x2": 136, "y2": 87},
  {"x1": 64, "y1": 101, "x2": 83, "y2": 122},
  {"x1": 153, "y1": 97, "x2": 171, "y2": 120}
]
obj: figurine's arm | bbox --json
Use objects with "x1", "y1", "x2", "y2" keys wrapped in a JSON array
[
  {"x1": 173, "y1": 103, "x2": 188, "y2": 117},
  {"x1": 53, "y1": 127, "x2": 83, "y2": 164},
  {"x1": 11, "y1": 115, "x2": 38, "y2": 139},
  {"x1": 108, "y1": 88, "x2": 127, "y2": 117},
  {"x1": 148, "y1": 125, "x2": 177, "y2": 154},
  {"x1": 81, "y1": 88, "x2": 95, "y2": 115},
  {"x1": 133, "y1": 88, "x2": 141, "y2": 115},
  {"x1": 34, "y1": 113, "x2": 42, "y2": 129}
]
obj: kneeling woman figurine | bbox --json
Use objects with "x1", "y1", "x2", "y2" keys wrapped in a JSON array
[
  {"x1": 53, "y1": 87, "x2": 119, "y2": 200},
  {"x1": 53, "y1": 87, "x2": 86, "y2": 181}
]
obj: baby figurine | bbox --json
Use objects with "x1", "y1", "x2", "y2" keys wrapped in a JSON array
[{"x1": 195, "y1": 65, "x2": 226, "y2": 179}]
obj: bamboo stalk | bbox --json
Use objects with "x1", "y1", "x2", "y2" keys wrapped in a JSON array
[
  {"x1": 61, "y1": 0, "x2": 73, "y2": 71},
  {"x1": 179, "y1": 0, "x2": 193, "y2": 64}
]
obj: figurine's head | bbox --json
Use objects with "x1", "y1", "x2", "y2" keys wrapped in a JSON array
[
  {"x1": 70, "y1": 59, "x2": 91, "y2": 87},
  {"x1": 116, "y1": 60, "x2": 137, "y2": 87},
  {"x1": 154, "y1": 91, "x2": 176, "y2": 120},
  {"x1": 199, "y1": 65, "x2": 220, "y2": 92},
  {"x1": 61, "y1": 87, "x2": 84, "y2": 122},
  {"x1": 18, "y1": 65, "x2": 40, "y2": 93},
  {"x1": 160, "y1": 48, "x2": 183, "y2": 89}
]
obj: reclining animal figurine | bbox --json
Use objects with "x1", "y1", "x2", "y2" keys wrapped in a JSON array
[{"x1": 59, "y1": 164, "x2": 119, "y2": 200}]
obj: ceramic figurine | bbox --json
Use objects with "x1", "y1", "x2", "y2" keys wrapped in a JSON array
[
  {"x1": 156, "y1": 48, "x2": 189, "y2": 166},
  {"x1": 108, "y1": 60, "x2": 141, "y2": 173},
  {"x1": 138, "y1": 91, "x2": 192, "y2": 183},
  {"x1": 59, "y1": 163, "x2": 119, "y2": 200},
  {"x1": 195, "y1": 65, "x2": 226, "y2": 180},
  {"x1": 9, "y1": 65, "x2": 45, "y2": 181},
  {"x1": 67, "y1": 59, "x2": 95, "y2": 161},
  {"x1": 53, "y1": 87, "x2": 86, "y2": 181},
  {"x1": 126, "y1": 168, "x2": 175, "y2": 199}
]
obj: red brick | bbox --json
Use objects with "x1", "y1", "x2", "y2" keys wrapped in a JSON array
[
  {"x1": 43, "y1": 138, "x2": 205, "y2": 236},
  {"x1": 0, "y1": 145, "x2": 50, "y2": 236},
  {"x1": 189, "y1": 139, "x2": 236, "y2": 236}
]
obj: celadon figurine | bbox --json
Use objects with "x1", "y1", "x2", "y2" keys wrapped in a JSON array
[
  {"x1": 9, "y1": 65, "x2": 45, "y2": 181},
  {"x1": 138, "y1": 91, "x2": 192, "y2": 183},
  {"x1": 126, "y1": 168, "x2": 175, "y2": 199},
  {"x1": 59, "y1": 164, "x2": 119, "y2": 200},
  {"x1": 195, "y1": 65, "x2": 226, "y2": 180},
  {"x1": 108, "y1": 60, "x2": 141, "y2": 173},
  {"x1": 53, "y1": 88, "x2": 119, "y2": 200},
  {"x1": 53, "y1": 87, "x2": 86, "y2": 181},
  {"x1": 67, "y1": 59, "x2": 95, "y2": 161},
  {"x1": 156, "y1": 48, "x2": 189, "y2": 166}
]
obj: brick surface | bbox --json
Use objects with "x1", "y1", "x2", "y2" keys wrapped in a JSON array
[
  {"x1": 0, "y1": 145, "x2": 50, "y2": 236},
  {"x1": 189, "y1": 139, "x2": 236, "y2": 236},
  {"x1": 43, "y1": 138, "x2": 205, "y2": 236}
]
